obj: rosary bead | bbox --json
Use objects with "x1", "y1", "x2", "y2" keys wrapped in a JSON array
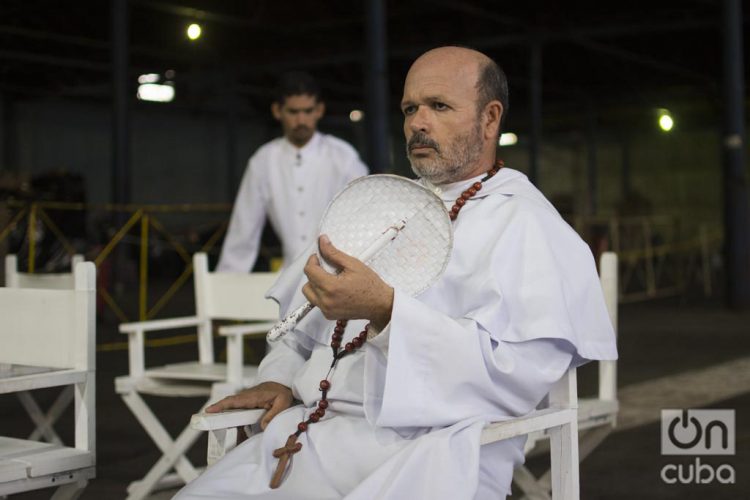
[
  {"x1": 451, "y1": 205, "x2": 460, "y2": 214},
  {"x1": 332, "y1": 332, "x2": 343, "y2": 341},
  {"x1": 331, "y1": 341, "x2": 341, "y2": 349},
  {"x1": 461, "y1": 192, "x2": 472, "y2": 200},
  {"x1": 455, "y1": 198, "x2": 465, "y2": 207},
  {"x1": 334, "y1": 325, "x2": 345, "y2": 334},
  {"x1": 358, "y1": 330, "x2": 368, "y2": 340},
  {"x1": 309, "y1": 413, "x2": 320, "y2": 423},
  {"x1": 318, "y1": 400, "x2": 329, "y2": 409},
  {"x1": 449, "y1": 212, "x2": 457, "y2": 221},
  {"x1": 315, "y1": 408, "x2": 325, "y2": 418},
  {"x1": 473, "y1": 182, "x2": 482, "y2": 190},
  {"x1": 352, "y1": 337, "x2": 363, "y2": 348},
  {"x1": 297, "y1": 422, "x2": 308, "y2": 432},
  {"x1": 344, "y1": 342, "x2": 354, "y2": 352},
  {"x1": 319, "y1": 380, "x2": 331, "y2": 391},
  {"x1": 468, "y1": 187, "x2": 477, "y2": 196}
]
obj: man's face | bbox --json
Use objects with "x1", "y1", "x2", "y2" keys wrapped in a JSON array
[
  {"x1": 401, "y1": 53, "x2": 486, "y2": 185},
  {"x1": 273, "y1": 94, "x2": 324, "y2": 147}
]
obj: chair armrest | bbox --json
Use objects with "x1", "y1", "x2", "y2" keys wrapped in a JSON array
[
  {"x1": 480, "y1": 407, "x2": 577, "y2": 445},
  {"x1": 190, "y1": 408, "x2": 265, "y2": 431},
  {"x1": 218, "y1": 322, "x2": 276, "y2": 337},
  {"x1": 191, "y1": 408, "x2": 265, "y2": 466},
  {"x1": 119, "y1": 316, "x2": 202, "y2": 333}
]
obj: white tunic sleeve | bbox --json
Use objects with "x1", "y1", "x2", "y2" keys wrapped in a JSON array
[
  {"x1": 363, "y1": 290, "x2": 574, "y2": 429},
  {"x1": 255, "y1": 334, "x2": 310, "y2": 388},
  {"x1": 216, "y1": 155, "x2": 268, "y2": 272}
]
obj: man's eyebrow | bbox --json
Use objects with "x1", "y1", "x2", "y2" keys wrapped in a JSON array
[
  {"x1": 287, "y1": 106, "x2": 316, "y2": 112},
  {"x1": 401, "y1": 95, "x2": 449, "y2": 107}
]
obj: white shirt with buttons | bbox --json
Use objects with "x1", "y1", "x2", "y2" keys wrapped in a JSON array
[{"x1": 217, "y1": 132, "x2": 369, "y2": 272}]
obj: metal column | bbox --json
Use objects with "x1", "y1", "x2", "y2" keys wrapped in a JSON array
[
  {"x1": 528, "y1": 38, "x2": 542, "y2": 185},
  {"x1": 112, "y1": 0, "x2": 130, "y2": 206},
  {"x1": 364, "y1": 0, "x2": 390, "y2": 173},
  {"x1": 0, "y1": 93, "x2": 5, "y2": 170},
  {"x1": 721, "y1": 0, "x2": 750, "y2": 308},
  {"x1": 586, "y1": 102, "x2": 598, "y2": 215}
]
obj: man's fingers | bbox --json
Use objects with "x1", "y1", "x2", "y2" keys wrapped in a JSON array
[
  {"x1": 205, "y1": 392, "x2": 261, "y2": 413},
  {"x1": 205, "y1": 396, "x2": 237, "y2": 413},
  {"x1": 301, "y1": 282, "x2": 319, "y2": 304},
  {"x1": 260, "y1": 396, "x2": 288, "y2": 430},
  {"x1": 317, "y1": 235, "x2": 355, "y2": 270}
]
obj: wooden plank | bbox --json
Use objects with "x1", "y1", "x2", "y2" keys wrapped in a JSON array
[{"x1": 0, "y1": 369, "x2": 85, "y2": 394}]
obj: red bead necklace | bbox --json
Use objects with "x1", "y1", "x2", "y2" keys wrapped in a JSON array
[
  {"x1": 448, "y1": 159, "x2": 503, "y2": 220},
  {"x1": 269, "y1": 159, "x2": 504, "y2": 489}
]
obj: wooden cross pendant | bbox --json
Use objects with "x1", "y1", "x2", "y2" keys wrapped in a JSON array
[{"x1": 269, "y1": 434, "x2": 303, "y2": 489}]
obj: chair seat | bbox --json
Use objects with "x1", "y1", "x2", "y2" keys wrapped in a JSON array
[
  {"x1": 0, "y1": 459, "x2": 27, "y2": 482},
  {"x1": 146, "y1": 362, "x2": 241, "y2": 382},
  {"x1": 578, "y1": 398, "x2": 618, "y2": 430},
  {"x1": 0, "y1": 365, "x2": 86, "y2": 394},
  {"x1": 0, "y1": 437, "x2": 94, "y2": 477},
  {"x1": 115, "y1": 363, "x2": 260, "y2": 397}
]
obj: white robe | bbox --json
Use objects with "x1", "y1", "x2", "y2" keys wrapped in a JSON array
[
  {"x1": 217, "y1": 132, "x2": 368, "y2": 272},
  {"x1": 178, "y1": 167, "x2": 617, "y2": 499}
]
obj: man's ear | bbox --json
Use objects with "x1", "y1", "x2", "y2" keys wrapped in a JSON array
[
  {"x1": 483, "y1": 101, "x2": 503, "y2": 141},
  {"x1": 315, "y1": 101, "x2": 326, "y2": 119},
  {"x1": 271, "y1": 102, "x2": 282, "y2": 121}
]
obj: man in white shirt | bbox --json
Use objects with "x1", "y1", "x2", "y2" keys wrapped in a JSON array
[
  {"x1": 177, "y1": 47, "x2": 617, "y2": 499},
  {"x1": 217, "y1": 72, "x2": 369, "y2": 272}
]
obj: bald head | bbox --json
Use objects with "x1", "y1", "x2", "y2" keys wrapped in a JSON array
[
  {"x1": 408, "y1": 46, "x2": 508, "y2": 129},
  {"x1": 401, "y1": 46, "x2": 507, "y2": 184}
]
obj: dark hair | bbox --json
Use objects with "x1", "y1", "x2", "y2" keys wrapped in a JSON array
[
  {"x1": 275, "y1": 71, "x2": 322, "y2": 105},
  {"x1": 476, "y1": 59, "x2": 509, "y2": 136}
]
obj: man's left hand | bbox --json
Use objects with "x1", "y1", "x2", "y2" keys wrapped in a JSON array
[{"x1": 302, "y1": 235, "x2": 393, "y2": 330}]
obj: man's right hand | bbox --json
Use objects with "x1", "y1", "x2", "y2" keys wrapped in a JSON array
[{"x1": 206, "y1": 381, "x2": 294, "y2": 430}]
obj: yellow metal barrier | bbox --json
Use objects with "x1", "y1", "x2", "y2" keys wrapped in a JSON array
[
  {"x1": 0, "y1": 200, "x2": 234, "y2": 350},
  {"x1": 1, "y1": 201, "x2": 722, "y2": 350}
]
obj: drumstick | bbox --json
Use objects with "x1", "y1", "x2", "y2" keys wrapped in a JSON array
[{"x1": 267, "y1": 221, "x2": 406, "y2": 342}]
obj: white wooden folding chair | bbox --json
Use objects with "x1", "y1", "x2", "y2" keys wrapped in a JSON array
[
  {"x1": 4, "y1": 254, "x2": 85, "y2": 447},
  {"x1": 0, "y1": 261, "x2": 96, "y2": 499},
  {"x1": 512, "y1": 251, "x2": 619, "y2": 499},
  {"x1": 188, "y1": 253, "x2": 619, "y2": 500},
  {"x1": 114, "y1": 252, "x2": 279, "y2": 500},
  {"x1": 190, "y1": 365, "x2": 580, "y2": 499}
]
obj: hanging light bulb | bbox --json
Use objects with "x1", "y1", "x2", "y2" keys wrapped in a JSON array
[
  {"x1": 187, "y1": 23, "x2": 202, "y2": 41},
  {"x1": 658, "y1": 109, "x2": 674, "y2": 132}
]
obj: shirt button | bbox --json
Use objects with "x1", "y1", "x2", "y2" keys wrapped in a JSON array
[
  {"x1": 298, "y1": 186, "x2": 304, "y2": 192},
  {"x1": 299, "y1": 211, "x2": 305, "y2": 216},
  {"x1": 301, "y1": 235, "x2": 307, "y2": 241}
]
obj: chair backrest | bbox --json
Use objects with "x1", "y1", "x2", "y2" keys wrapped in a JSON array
[
  {"x1": 193, "y1": 253, "x2": 280, "y2": 321},
  {"x1": 598, "y1": 252, "x2": 618, "y2": 401},
  {"x1": 5, "y1": 254, "x2": 85, "y2": 289},
  {"x1": 0, "y1": 261, "x2": 96, "y2": 371}
]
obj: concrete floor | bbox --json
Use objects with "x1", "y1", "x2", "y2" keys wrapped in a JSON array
[{"x1": 2, "y1": 297, "x2": 748, "y2": 499}]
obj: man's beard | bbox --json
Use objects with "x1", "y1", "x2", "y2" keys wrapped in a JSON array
[
  {"x1": 406, "y1": 123, "x2": 483, "y2": 185},
  {"x1": 289, "y1": 125, "x2": 313, "y2": 146}
]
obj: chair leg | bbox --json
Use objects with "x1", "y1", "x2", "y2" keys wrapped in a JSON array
[
  {"x1": 513, "y1": 465, "x2": 552, "y2": 500},
  {"x1": 50, "y1": 480, "x2": 88, "y2": 500},
  {"x1": 549, "y1": 420, "x2": 579, "y2": 500},
  {"x1": 120, "y1": 391, "x2": 203, "y2": 500},
  {"x1": 17, "y1": 388, "x2": 73, "y2": 445},
  {"x1": 577, "y1": 425, "x2": 613, "y2": 462}
]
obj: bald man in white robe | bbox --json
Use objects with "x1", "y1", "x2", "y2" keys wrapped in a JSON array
[{"x1": 175, "y1": 46, "x2": 617, "y2": 500}]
